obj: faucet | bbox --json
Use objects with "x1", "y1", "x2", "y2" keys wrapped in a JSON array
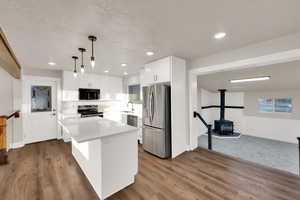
[{"x1": 127, "y1": 102, "x2": 134, "y2": 112}]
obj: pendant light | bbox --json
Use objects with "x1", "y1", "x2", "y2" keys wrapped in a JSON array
[
  {"x1": 78, "y1": 48, "x2": 86, "y2": 73},
  {"x1": 88, "y1": 35, "x2": 97, "y2": 68},
  {"x1": 72, "y1": 56, "x2": 78, "y2": 78}
]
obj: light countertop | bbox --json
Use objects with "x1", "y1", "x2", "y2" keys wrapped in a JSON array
[{"x1": 60, "y1": 117, "x2": 138, "y2": 143}]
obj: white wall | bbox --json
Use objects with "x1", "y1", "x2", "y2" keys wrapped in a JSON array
[
  {"x1": 23, "y1": 68, "x2": 62, "y2": 79},
  {"x1": 244, "y1": 116, "x2": 300, "y2": 144},
  {"x1": 197, "y1": 89, "x2": 245, "y2": 133},
  {"x1": 0, "y1": 67, "x2": 23, "y2": 148},
  {"x1": 198, "y1": 88, "x2": 299, "y2": 144},
  {"x1": 188, "y1": 32, "x2": 300, "y2": 150}
]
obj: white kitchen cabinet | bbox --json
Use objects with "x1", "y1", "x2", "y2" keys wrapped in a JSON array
[
  {"x1": 127, "y1": 74, "x2": 140, "y2": 86},
  {"x1": 63, "y1": 71, "x2": 80, "y2": 90},
  {"x1": 140, "y1": 56, "x2": 188, "y2": 158},
  {"x1": 79, "y1": 74, "x2": 99, "y2": 89},
  {"x1": 62, "y1": 71, "x2": 80, "y2": 101},
  {"x1": 100, "y1": 76, "x2": 123, "y2": 100},
  {"x1": 141, "y1": 57, "x2": 171, "y2": 85},
  {"x1": 140, "y1": 66, "x2": 154, "y2": 85},
  {"x1": 62, "y1": 71, "x2": 123, "y2": 101}
]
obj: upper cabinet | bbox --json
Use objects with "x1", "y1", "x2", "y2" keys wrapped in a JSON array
[
  {"x1": 142, "y1": 57, "x2": 171, "y2": 85},
  {"x1": 62, "y1": 71, "x2": 123, "y2": 101},
  {"x1": 141, "y1": 56, "x2": 188, "y2": 158}
]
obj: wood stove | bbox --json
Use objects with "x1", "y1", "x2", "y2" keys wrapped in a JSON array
[{"x1": 214, "y1": 89, "x2": 234, "y2": 135}]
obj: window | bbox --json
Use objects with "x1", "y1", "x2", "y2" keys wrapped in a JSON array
[
  {"x1": 258, "y1": 98, "x2": 292, "y2": 113},
  {"x1": 128, "y1": 84, "x2": 141, "y2": 103},
  {"x1": 31, "y1": 86, "x2": 52, "y2": 112},
  {"x1": 274, "y1": 98, "x2": 293, "y2": 113}
]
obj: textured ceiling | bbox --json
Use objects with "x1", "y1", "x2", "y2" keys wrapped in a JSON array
[
  {"x1": 1, "y1": 0, "x2": 300, "y2": 76},
  {"x1": 197, "y1": 60, "x2": 300, "y2": 92}
]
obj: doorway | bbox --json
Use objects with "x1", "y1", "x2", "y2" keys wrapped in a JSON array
[{"x1": 23, "y1": 76, "x2": 60, "y2": 144}]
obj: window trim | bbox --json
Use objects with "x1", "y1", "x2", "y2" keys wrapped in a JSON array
[{"x1": 258, "y1": 97, "x2": 292, "y2": 114}]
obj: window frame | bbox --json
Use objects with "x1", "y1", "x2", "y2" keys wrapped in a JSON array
[{"x1": 258, "y1": 97, "x2": 293, "y2": 113}]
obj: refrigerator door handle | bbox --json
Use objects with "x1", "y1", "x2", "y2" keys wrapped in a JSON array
[
  {"x1": 151, "y1": 89, "x2": 155, "y2": 123},
  {"x1": 149, "y1": 87, "x2": 152, "y2": 123}
]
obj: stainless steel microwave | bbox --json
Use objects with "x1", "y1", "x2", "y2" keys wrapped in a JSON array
[{"x1": 79, "y1": 88, "x2": 100, "y2": 100}]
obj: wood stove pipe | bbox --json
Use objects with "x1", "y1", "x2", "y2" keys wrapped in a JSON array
[{"x1": 219, "y1": 89, "x2": 226, "y2": 121}]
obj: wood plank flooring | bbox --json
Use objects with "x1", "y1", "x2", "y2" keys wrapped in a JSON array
[{"x1": 1, "y1": 140, "x2": 300, "y2": 200}]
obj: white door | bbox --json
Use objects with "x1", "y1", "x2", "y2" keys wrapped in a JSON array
[{"x1": 23, "y1": 78, "x2": 58, "y2": 144}]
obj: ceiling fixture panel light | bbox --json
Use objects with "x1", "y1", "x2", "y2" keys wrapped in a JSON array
[
  {"x1": 121, "y1": 63, "x2": 127, "y2": 67},
  {"x1": 124, "y1": 72, "x2": 128, "y2": 75},
  {"x1": 72, "y1": 56, "x2": 78, "y2": 78},
  {"x1": 48, "y1": 62, "x2": 56, "y2": 66},
  {"x1": 78, "y1": 48, "x2": 86, "y2": 74},
  {"x1": 104, "y1": 70, "x2": 109, "y2": 73},
  {"x1": 230, "y1": 76, "x2": 270, "y2": 83},
  {"x1": 88, "y1": 35, "x2": 97, "y2": 69},
  {"x1": 146, "y1": 51, "x2": 154, "y2": 56},
  {"x1": 214, "y1": 32, "x2": 226, "y2": 39}
]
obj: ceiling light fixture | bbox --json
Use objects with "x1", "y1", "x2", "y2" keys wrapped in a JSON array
[
  {"x1": 214, "y1": 32, "x2": 226, "y2": 39},
  {"x1": 78, "y1": 48, "x2": 86, "y2": 73},
  {"x1": 230, "y1": 76, "x2": 271, "y2": 83},
  {"x1": 124, "y1": 72, "x2": 128, "y2": 75},
  {"x1": 146, "y1": 51, "x2": 154, "y2": 56},
  {"x1": 121, "y1": 63, "x2": 127, "y2": 67},
  {"x1": 72, "y1": 56, "x2": 78, "y2": 78},
  {"x1": 104, "y1": 70, "x2": 109, "y2": 73},
  {"x1": 48, "y1": 62, "x2": 56, "y2": 66},
  {"x1": 88, "y1": 35, "x2": 97, "y2": 69}
]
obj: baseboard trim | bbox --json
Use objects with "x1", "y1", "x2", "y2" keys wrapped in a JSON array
[{"x1": 9, "y1": 142, "x2": 25, "y2": 149}]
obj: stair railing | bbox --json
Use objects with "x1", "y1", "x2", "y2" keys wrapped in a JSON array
[
  {"x1": 298, "y1": 137, "x2": 300, "y2": 175},
  {"x1": 193, "y1": 111, "x2": 212, "y2": 150},
  {"x1": 0, "y1": 110, "x2": 20, "y2": 165}
]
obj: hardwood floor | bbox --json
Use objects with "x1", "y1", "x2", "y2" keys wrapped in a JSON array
[{"x1": 1, "y1": 140, "x2": 300, "y2": 200}]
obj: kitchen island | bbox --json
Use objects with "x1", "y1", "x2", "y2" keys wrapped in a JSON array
[{"x1": 60, "y1": 117, "x2": 138, "y2": 199}]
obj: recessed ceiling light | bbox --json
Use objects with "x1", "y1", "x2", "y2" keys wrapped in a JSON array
[
  {"x1": 124, "y1": 72, "x2": 128, "y2": 75},
  {"x1": 146, "y1": 51, "x2": 154, "y2": 56},
  {"x1": 230, "y1": 76, "x2": 270, "y2": 83},
  {"x1": 121, "y1": 63, "x2": 127, "y2": 67},
  {"x1": 214, "y1": 32, "x2": 226, "y2": 39},
  {"x1": 104, "y1": 70, "x2": 109, "y2": 73},
  {"x1": 48, "y1": 62, "x2": 56, "y2": 66}
]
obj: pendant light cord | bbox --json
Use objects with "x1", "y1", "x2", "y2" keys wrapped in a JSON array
[
  {"x1": 81, "y1": 51, "x2": 83, "y2": 66},
  {"x1": 92, "y1": 40, "x2": 94, "y2": 57}
]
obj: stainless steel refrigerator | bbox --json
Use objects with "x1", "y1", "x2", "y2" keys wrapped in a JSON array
[{"x1": 142, "y1": 84, "x2": 171, "y2": 158}]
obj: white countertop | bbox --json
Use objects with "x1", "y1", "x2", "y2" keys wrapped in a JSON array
[{"x1": 60, "y1": 117, "x2": 138, "y2": 143}]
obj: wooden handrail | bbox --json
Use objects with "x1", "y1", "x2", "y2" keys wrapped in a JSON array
[
  {"x1": 0, "y1": 110, "x2": 20, "y2": 120},
  {"x1": 0, "y1": 110, "x2": 20, "y2": 165}
]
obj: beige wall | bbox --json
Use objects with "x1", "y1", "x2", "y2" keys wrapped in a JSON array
[{"x1": 244, "y1": 90, "x2": 300, "y2": 120}]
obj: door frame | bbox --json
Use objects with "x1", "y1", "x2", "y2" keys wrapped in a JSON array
[{"x1": 22, "y1": 75, "x2": 62, "y2": 145}]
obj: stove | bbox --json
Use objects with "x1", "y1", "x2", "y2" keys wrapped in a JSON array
[{"x1": 78, "y1": 105, "x2": 103, "y2": 118}]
